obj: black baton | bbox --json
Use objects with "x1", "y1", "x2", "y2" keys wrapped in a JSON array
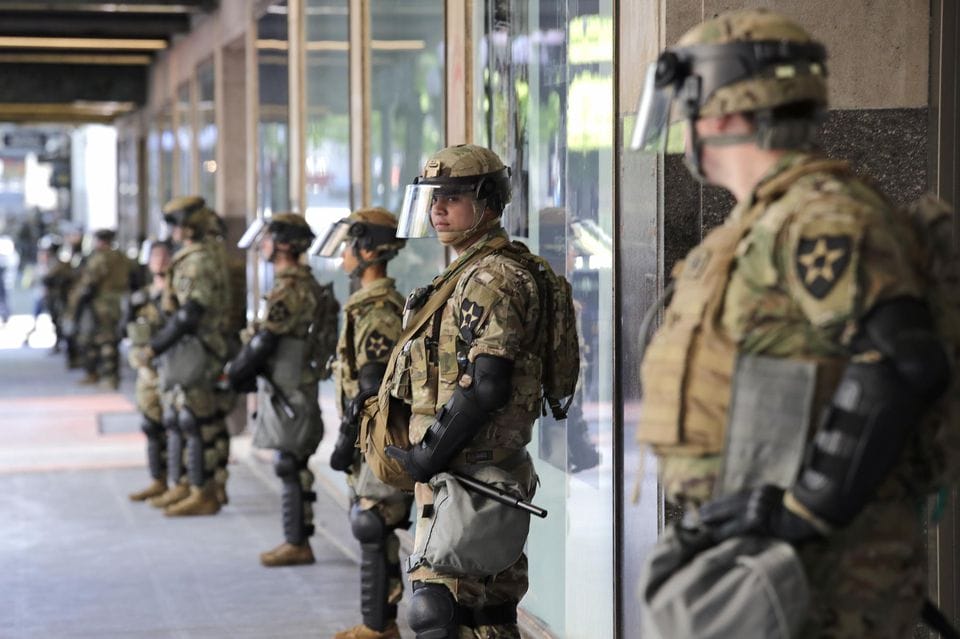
[
  {"x1": 261, "y1": 372, "x2": 297, "y2": 420},
  {"x1": 450, "y1": 470, "x2": 548, "y2": 519}
]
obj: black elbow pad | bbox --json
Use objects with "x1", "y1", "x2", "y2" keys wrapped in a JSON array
[
  {"x1": 225, "y1": 330, "x2": 279, "y2": 388},
  {"x1": 468, "y1": 354, "x2": 514, "y2": 412},
  {"x1": 358, "y1": 362, "x2": 388, "y2": 396}
]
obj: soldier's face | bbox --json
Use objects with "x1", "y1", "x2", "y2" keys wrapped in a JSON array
[
  {"x1": 148, "y1": 248, "x2": 170, "y2": 276},
  {"x1": 430, "y1": 193, "x2": 479, "y2": 233},
  {"x1": 340, "y1": 243, "x2": 358, "y2": 273},
  {"x1": 260, "y1": 234, "x2": 275, "y2": 261},
  {"x1": 171, "y1": 226, "x2": 184, "y2": 243}
]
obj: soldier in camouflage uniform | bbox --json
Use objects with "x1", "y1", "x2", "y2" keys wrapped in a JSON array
[
  {"x1": 226, "y1": 213, "x2": 337, "y2": 566},
  {"x1": 315, "y1": 208, "x2": 410, "y2": 639},
  {"x1": 71, "y1": 228, "x2": 132, "y2": 390},
  {"x1": 374, "y1": 144, "x2": 552, "y2": 639},
  {"x1": 631, "y1": 10, "x2": 952, "y2": 637},
  {"x1": 147, "y1": 196, "x2": 233, "y2": 517},
  {"x1": 126, "y1": 240, "x2": 173, "y2": 501},
  {"x1": 38, "y1": 234, "x2": 74, "y2": 354}
]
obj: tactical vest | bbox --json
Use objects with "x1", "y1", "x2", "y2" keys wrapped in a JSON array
[{"x1": 638, "y1": 159, "x2": 850, "y2": 458}]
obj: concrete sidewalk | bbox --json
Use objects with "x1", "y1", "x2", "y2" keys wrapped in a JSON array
[{"x1": 0, "y1": 338, "x2": 412, "y2": 638}]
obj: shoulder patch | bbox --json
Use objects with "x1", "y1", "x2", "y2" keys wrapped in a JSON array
[
  {"x1": 267, "y1": 300, "x2": 291, "y2": 324},
  {"x1": 795, "y1": 235, "x2": 852, "y2": 299},
  {"x1": 459, "y1": 298, "x2": 485, "y2": 340},
  {"x1": 364, "y1": 330, "x2": 394, "y2": 360}
]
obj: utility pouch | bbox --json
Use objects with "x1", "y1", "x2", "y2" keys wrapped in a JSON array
[
  {"x1": 158, "y1": 335, "x2": 209, "y2": 390},
  {"x1": 361, "y1": 395, "x2": 415, "y2": 492},
  {"x1": 127, "y1": 320, "x2": 151, "y2": 347},
  {"x1": 406, "y1": 466, "x2": 531, "y2": 577},
  {"x1": 640, "y1": 525, "x2": 809, "y2": 639}
]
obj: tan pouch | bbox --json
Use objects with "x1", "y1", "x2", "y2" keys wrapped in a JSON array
[{"x1": 360, "y1": 395, "x2": 415, "y2": 492}]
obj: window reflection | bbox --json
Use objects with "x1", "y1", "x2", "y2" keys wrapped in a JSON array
[
  {"x1": 176, "y1": 82, "x2": 192, "y2": 195},
  {"x1": 197, "y1": 57, "x2": 217, "y2": 206},
  {"x1": 257, "y1": 1, "x2": 291, "y2": 217},
  {"x1": 159, "y1": 106, "x2": 174, "y2": 207},
  {"x1": 476, "y1": 2, "x2": 615, "y2": 636}
]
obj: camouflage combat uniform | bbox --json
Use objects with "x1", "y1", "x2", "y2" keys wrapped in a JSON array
[
  {"x1": 250, "y1": 263, "x2": 328, "y2": 545},
  {"x1": 127, "y1": 281, "x2": 168, "y2": 496},
  {"x1": 386, "y1": 228, "x2": 542, "y2": 639},
  {"x1": 159, "y1": 236, "x2": 232, "y2": 507},
  {"x1": 639, "y1": 153, "x2": 932, "y2": 638},
  {"x1": 335, "y1": 276, "x2": 410, "y2": 630},
  {"x1": 42, "y1": 255, "x2": 74, "y2": 349},
  {"x1": 73, "y1": 245, "x2": 131, "y2": 385}
]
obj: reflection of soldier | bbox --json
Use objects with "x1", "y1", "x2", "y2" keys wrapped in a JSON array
[
  {"x1": 316, "y1": 208, "x2": 411, "y2": 639},
  {"x1": 537, "y1": 207, "x2": 599, "y2": 474},
  {"x1": 148, "y1": 197, "x2": 232, "y2": 517},
  {"x1": 632, "y1": 10, "x2": 952, "y2": 637},
  {"x1": 71, "y1": 229, "x2": 132, "y2": 389},
  {"x1": 377, "y1": 145, "x2": 556, "y2": 639},
  {"x1": 226, "y1": 213, "x2": 338, "y2": 565},
  {"x1": 127, "y1": 240, "x2": 173, "y2": 501},
  {"x1": 38, "y1": 234, "x2": 74, "y2": 353}
]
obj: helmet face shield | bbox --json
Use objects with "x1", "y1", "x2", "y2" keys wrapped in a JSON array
[
  {"x1": 310, "y1": 219, "x2": 353, "y2": 257},
  {"x1": 397, "y1": 184, "x2": 440, "y2": 239},
  {"x1": 630, "y1": 62, "x2": 676, "y2": 152},
  {"x1": 237, "y1": 218, "x2": 268, "y2": 249}
]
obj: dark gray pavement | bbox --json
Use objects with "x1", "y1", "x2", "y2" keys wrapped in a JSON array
[{"x1": 0, "y1": 324, "x2": 413, "y2": 639}]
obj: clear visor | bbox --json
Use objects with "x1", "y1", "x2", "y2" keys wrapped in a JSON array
[
  {"x1": 237, "y1": 218, "x2": 268, "y2": 249},
  {"x1": 629, "y1": 62, "x2": 675, "y2": 152},
  {"x1": 310, "y1": 220, "x2": 353, "y2": 257},
  {"x1": 397, "y1": 184, "x2": 440, "y2": 239}
]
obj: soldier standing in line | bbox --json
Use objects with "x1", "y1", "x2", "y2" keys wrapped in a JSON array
[
  {"x1": 71, "y1": 228, "x2": 131, "y2": 390},
  {"x1": 126, "y1": 240, "x2": 173, "y2": 501},
  {"x1": 315, "y1": 208, "x2": 410, "y2": 639},
  {"x1": 631, "y1": 10, "x2": 953, "y2": 637},
  {"x1": 38, "y1": 234, "x2": 73, "y2": 354},
  {"x1": 370, "y1": 144, "x2": 578, "y2": 639},
  {"x1": 146, "y1": 196, "x2": 232, "y2": 517},
  {"x1": 225, "y1": 213, "x2": 339, "y2": 566}
]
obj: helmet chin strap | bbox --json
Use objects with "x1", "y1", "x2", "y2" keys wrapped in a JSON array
[{"x1": 348, "y1": 244, "x2": 397, "y2": 285}]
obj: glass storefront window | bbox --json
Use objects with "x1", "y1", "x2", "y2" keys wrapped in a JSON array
[
  {"x1": 475, "y1": 2, "x2": 615, "y2": 636},
  {"x1": 146, "y1": 127, "x2": 161, "y2": 231},
  {"x1": 257, "y1": 1, "x2": 291, "y2": 218},
  {"x1": 159, "y1": 105, "x2": 175, "y2": 208},
  {"x1": 116, "y1": 132, "x2": 139, "y2": 250},
  {"x1": 197, "y1": 57, "x2": 217, "y2": 206},
  {"x1": 369, "y1": 0, "x2": 447, "y2": 296},
  {"x1": 176, "y1": 82, "x2": 193, "y2": 195}
]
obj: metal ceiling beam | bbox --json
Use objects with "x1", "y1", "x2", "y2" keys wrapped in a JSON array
[
  {"x1": 0, "y1": 62, "x2": 146, "y2": 105},
  {"x1": 0, "y1": 1, "x2": 215, "y2": 14},
  {"x1": 0, "y1": 12, "x2": 191, "y2": 39}
]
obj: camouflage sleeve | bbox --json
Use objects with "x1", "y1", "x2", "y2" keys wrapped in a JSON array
[
  {"x1": 781, "y1": 195, "x2": 924, "y2": 332},
  {"x1": 354, "y1": 302, "x2": 402, "y2": 370},
  {"x1": 260, "y1": 275, "x2": 300, "y2": 336},
  {"x1": 77, "y1": 253, "x2": 106, "y2": 290},
  {"x1": 175, "y1": 251, "x2": 220, "y2": 311},
  {"x1": 457, "y1": 256, "x2": 539, "y2": 362}
]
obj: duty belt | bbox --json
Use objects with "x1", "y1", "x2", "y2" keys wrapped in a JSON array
[{"x1": 450, "y1": 447, "x2": 528, "y2": 471}]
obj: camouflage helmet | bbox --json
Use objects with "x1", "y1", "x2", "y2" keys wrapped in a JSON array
[
  {"x1": 162, "y1": 195, "x2": 209, "y2": 238},
  {"x1": 631, "y1": 9, "x2": 828, "y2": 153},
  {"x1": 93, "y1": 228, "x2": 116, "y2": 243},
  {"x1": 416, "y1": 144, "x2": 512, "y2": 214},
  {"x1": 267, "y1": 212, "x2": 315, "y2": 254},
  {"x1": 312, "y1": 206, "x2": 404, "y2": 259}
]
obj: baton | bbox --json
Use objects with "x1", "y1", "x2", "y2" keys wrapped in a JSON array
[
  {"x1": 261, "y1": 372, "x2": 297, "y2": 420},
  {"x1": 450, "y1": 470, "x2": 548, "y2": 519}
]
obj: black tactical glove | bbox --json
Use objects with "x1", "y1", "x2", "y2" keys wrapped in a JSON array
[
  {"x1": 384, "y1": 445, "x2": 434, "y2": 484},
  {"x1": 698, "y1": 485, "x2": 822, "y2": 545},
  {"x1": 330, "y1": 417, "x2": 359, "y2": 472}
]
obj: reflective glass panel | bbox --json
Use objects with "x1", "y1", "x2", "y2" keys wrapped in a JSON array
[
  {"x1": 176, "y1": 81, "x2": 193, "y2": 195},
  {"x1": 197, "y1": 57, "x2": 217, "y2": 206},
  {"x1": 159, "y1": 105, "x2": 175, "y2": 207},
  {"x1": 475, "y1": 2, "x2": 615, "y2": 636},
  {"x1": 257, "y1": 1, "x2": 291, "y2": 217}
]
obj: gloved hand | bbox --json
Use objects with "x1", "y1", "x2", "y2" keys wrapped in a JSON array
[
  {"x1": 385, "y1": 445, "x2": 434, "y2": 484},
  {"x1": 698, "y1": 485, "x2": 822, "y2": 545},
  {"x1": 329, "y1": 420, "x2": 358, "y2": 472},
  {"x1": 221, "y1": 363, "x2": 256, "y2": 394}
]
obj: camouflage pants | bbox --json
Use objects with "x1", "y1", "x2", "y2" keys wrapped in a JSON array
[
  {"x1": 798, "y1": 499, "x2": 925, "y2": 638},
  {"x1": 410, "y1": 555, "x2": 528, "y2": 639},
  {"x1": 164, "y1": 384, "x2": 229, "y2": 488},
  {"x1": 134, "y1": 365, "x2": 162, "y2": 424},
  {"x1": 84, "y1": 334, "x2": 119, "y2": 381}
]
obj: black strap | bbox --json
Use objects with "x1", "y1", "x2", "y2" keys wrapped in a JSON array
[
  {"x1": 457, "y1": 602, "x2": 518, "y2": 628},
  {"x1": 922, "y1": 598, "x2": 960, "y2": 639}
]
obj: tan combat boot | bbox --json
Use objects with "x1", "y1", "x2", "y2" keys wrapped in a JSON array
[
  {"x1": 148, "y1": 482, "x2": 190, "y2": 508},
  {"x1": 77, "y1": 372, "x2": 99, "y2": 385},
  {"x1": 164, "y1": 483, "x2": 221, "y2": 517},
  {"x1": 98, "y1": 376, "x2": 119, "y2": 391},
  {"x1": 332, "y1": 622, "x2": 400, "y2": 639},
  {"x1": 259, "y1": 541, "x2": 315, "y2": 567},
  {"x1": 129, "y1": 479, "x2": 167, "y2": 501},
  {"x1": 214, "y1": 468, "x2": 229, "y2": 505}
]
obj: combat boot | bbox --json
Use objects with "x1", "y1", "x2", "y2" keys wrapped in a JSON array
[
  {"x1": 164, "y1": 483, "x2": 221, "y2": 517},
  {"x1": 259, "y1": 541, "x2": 315, "y2": 567},
  {"x1": 128, "y1": 479, "x2": 167, "y2": 501},
  {"x1": 148, "y1": 481, "x2": 190, "y2": 508},
  {"x1": 332, "y1": 622, "x2": 400, "y2": 639},
  {"x1": 77, "y1": 372, "x2": 99, "y2": 385},
  {"x1": 214, "y1": 468, "x2": 229, "y2": 505},
  {"x1": 98, "y1": 376, "x2": 119, "y2": 391}
]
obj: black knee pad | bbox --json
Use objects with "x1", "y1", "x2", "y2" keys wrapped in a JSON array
[
  {"x1": 178, "y1": 408, "x2": 198, "y2": 435},
  {"x1": 141, "y1": 418, "x2": 164, "y2": 438},
  {"x1": 163, "y1": 406, "x2": 179, "y2": 432},
  {"x1": 408, "y1": 583, "x2": 458, "y2": 639},
  {"x1": 273, "y1": 451, "x2": 299, "y2": 479},
  {"x1": 349, "y1": 504, "x2": 387, "y2": 545}
]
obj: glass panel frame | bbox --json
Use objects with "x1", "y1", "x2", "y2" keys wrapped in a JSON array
[{"x1": 196, "y1": 56, "x2": 217, "y2": 207}]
